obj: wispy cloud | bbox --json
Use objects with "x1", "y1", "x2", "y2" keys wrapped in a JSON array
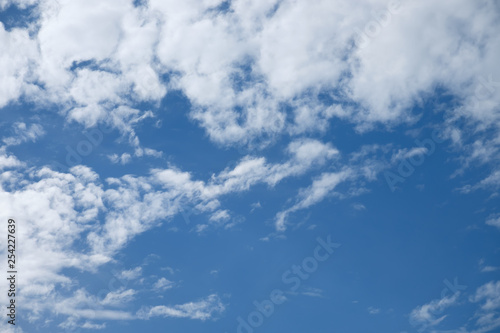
[
  {"x1": 137, "y1": 294, "x2": 225, "y2": 321},
  {"x1": 153, "y1": 277, "x2": 175, "y2": 292},
  {"x1": 409, "y1": 292, "x2": 460, "y2": 328}
]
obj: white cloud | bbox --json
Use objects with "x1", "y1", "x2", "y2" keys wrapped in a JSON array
[
  {"x1": 149, "y1": 138, "x2": 338, "y2": 202},
  {"x1": 101, "y1": 289, "x2": 137, "y2": 307},
  {"x1": 486, "y1": 215, "x2": 500, "y2": 230},
  {"x1": 0, "y1": 0, "x2": 36, "y2": 10},
  {"x1": 2, "y1": 122, "x2": 45, "y2": 146},
  {"x1": 352, "y1": 203, "x2": 366, "y2": 211},
  {"x1": 460, "y1": 171, "x2": 500, "y2": 193},
  {"x1": 81, "y1": 321, "x2": 106, "y2": 330},
  {"x1": 275, "y1": 170, "x2": 353, "y2": 231},
  {"x1": 409, "y1": 293, "x2": 459, "y2": 328},
  {"x1": 161, "y1": 266, "x2": 176, "y2": 275},
  {"x1": 0, "y1": 0, "x2": 498, "y2": 166},
  {"x1": 1, "y1": 0, "x2": 499, "y2": 140},
  {"x1": 54, "y1": 289, "x2": 135, "y2": 321},
  {"x1": 0, "y1": 150, "x2": 24, "y2": 170},
  {"x1": 209, "y1": 209, "x2": 231, "y2": 224},
  {"x1": 0, "y1": 22, "x2": 38, "y2": 109},
  {"x1": 1, "y1": 0, "x2": 500, "y2": 330},
  {"x1": 194, "y1": 224, "x2": 209, "y2": 234},
  {"x1": 301, "y1": 287, "x2": 325, "y2": 298},
  {"x1": 108, "y1": 153, "x2": 132, "y2": 165},
  {"x1": 469, "y1": 281, "x2": 500, "y2": 332},
  {"x1": 0, "y1": 135, "x2": 341, "y2": 326},
  {"x1": 472, "y1": 281, "x2": 500, "y2": 312},
  {"x1": 137, "y1": 294, "x2": 225, "y2": 321},
  {"x1": 272, "y1": 139, "x2": 403, "y2": 231},
  {"x1": 118, "y1": 267, "x2": 143, "y2": 281},
  {"x1": 482, "y1": 266, "x2": 500, "y2": 273},
  {"x1": 59, "y1": 317, "x2": 106, "y2": 331},
  {"x1": 153, "y1": 277, "x2": 175, "y2": 292}
]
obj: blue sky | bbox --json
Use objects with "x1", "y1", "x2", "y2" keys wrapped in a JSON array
[{"x1": 0, "y1": 0, "x2": 500, "y2": 332}]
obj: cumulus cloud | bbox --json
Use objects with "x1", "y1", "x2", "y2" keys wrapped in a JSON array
[
  {"x1": 0, "y1": 21, "x2": 38, "y2": 109},
  {"x1": 2, "y1": 0, "x2": 500, "y2": 330},
  {"x1": 0, "y1": 136, "x2": 339, "y2": 327},
  {"x1": 2, "y1": 122, "x2": 45, "y2": 146},
  {"x1": 0, "y1": 0, "x2": 495, "y2": 152},
  {"x1": 0, "y1": 150, "x2": 24, "y2": 170},
  {"x1": 0, "y1": 0, "x2": 498, "y2": 200}
]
